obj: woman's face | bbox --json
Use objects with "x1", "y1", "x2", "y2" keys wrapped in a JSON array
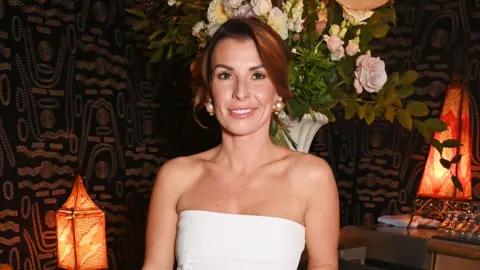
[{"x1": 210, "y1": 37, "x2": 279, "y2": 136}]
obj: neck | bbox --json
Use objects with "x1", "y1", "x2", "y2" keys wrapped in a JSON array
[{"x1": 215, "y1": 124, "x2": 276, "y2": 175}]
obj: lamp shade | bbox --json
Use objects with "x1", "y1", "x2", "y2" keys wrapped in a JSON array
[
  {"x1": 56, "y1": 175, "x2": 108, "y2": 269},
  {"x1": 417, "y1": 83, "x2": 472, "y2": 199}
]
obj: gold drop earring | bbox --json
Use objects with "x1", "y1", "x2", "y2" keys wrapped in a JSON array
[
  {"x1": 272, "y1": 97, "x2": 285, "y2": 115},
  {"x1": 205, "y1": 98, "x2": 214, "y2": 116}
]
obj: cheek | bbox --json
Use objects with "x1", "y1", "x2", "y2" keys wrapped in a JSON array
[{"x1": 250, "y1": 80, "x2": 277, "y2": 101}]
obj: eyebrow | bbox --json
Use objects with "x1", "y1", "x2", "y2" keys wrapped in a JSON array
[{"x1": 213, "y1": 64, "x2": 264, "y2": 71}]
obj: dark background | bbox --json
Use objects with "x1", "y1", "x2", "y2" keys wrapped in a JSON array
[{"x1": 0, "y1": 0, "x2": 478, "y2": 269}]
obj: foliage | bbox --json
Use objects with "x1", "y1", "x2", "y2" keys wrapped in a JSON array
[{"x1": 126, "y1": 0, "x2": 463, "y2": 191}]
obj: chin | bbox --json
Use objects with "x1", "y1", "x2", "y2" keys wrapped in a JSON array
[{"x1": 220, "y1": 118, "x2": 270, "y2": 137}]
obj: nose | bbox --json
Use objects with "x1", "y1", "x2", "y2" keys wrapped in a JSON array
[{"x1": 232, "y1": 80, "x2": 250, "y2": 100}]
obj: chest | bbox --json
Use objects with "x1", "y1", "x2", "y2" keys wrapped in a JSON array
[{"x1": 177, "y1": 169, "x2": 306, "y2": 217}]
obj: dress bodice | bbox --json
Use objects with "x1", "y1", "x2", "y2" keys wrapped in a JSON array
[{"x1": 175, "y1": 210, "x2": 306, "y2": 270}]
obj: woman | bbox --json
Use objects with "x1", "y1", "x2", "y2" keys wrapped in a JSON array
[{"x1": 143, "y1": 17, "x2": 339, "y2": 270}]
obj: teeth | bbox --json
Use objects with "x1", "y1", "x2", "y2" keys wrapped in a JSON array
[{"x1": 231, "y1": 109, "x2": 252, "y2": 114}]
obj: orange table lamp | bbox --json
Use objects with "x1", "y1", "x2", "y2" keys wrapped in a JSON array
[
  {"x1": 416, "y1": 83, "x2": 472, "y2": 200},
  {"x1": 56, "y1": 174, "x2": 108, "y2": 269}
]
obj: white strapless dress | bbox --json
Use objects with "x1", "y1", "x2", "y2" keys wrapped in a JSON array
[{"x1": 175, "y1": 210, "x2": 306, "y2": 270}]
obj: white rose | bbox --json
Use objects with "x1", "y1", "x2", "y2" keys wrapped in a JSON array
[
  {"x1": 250, "y1": 0, "x2": 272, "y2": 16},
  {"x1": 354, "y1": 50, "x2": 388, "y2": 93},
  {"x1": 342, "y1": 6, "x2": 374, "y2": 25},
  {"x1": 267, "y1": 7, "x2": 288, "y2": 40},
  {"x1": 345, "y1": 39, "x2": 360, "y2": 56},
  {"x1": 323, "y1": 35, "x2": 345, "y2": 61}
]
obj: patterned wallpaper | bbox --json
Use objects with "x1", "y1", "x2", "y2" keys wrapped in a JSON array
[
  {"x1": 0, "y1": 0, "x2": 479, "y2": 269},
  {"x1": 0, "y1": 0, "x2": 169, "y2": 269}
]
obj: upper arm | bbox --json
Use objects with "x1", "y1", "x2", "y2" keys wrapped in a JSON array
[
  {"x1": 143, "y1": 158, "x2": 192, "y2": 269},
  {"x1": 303, "y1": 157, "x2": 339, "y2": 269}
]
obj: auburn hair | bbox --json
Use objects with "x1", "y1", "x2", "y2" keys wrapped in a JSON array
[{"x1": 191, "y1": 17, "x2": 293, "y2": 115}]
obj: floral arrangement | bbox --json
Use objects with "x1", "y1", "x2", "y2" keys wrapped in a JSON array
[{"x1": 127, "y1": 0, "x2": 464, "y2": 192}]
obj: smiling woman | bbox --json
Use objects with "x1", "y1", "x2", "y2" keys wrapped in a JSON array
[
  {"x1": 192, "y1": 17, "x2": 292, "y2": 114},
  {"x1": 143, "y1": 17, "x2": 339, "y2": 270}
]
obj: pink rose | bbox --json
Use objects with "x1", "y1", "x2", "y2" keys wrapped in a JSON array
[
  {"x1": 292, "y1": 33, "x2": 300, "y2": 41},
  {"x1": 345, "y1": 40, "x2": 360, "y2": 56},
  {"x1": 323, "y1": 35, "x2": 345, "y2": 61},
  {"x1": 354, "y1": 50, "x2": 387, "y2": 94}
]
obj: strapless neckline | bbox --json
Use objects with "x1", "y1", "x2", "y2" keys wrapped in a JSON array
[
  {"x1": 176, "y1": 209, "x2": 306, "y2": 269},
  {"x1": 178, "y1": 209, "x2": 305, "y2": 229}
]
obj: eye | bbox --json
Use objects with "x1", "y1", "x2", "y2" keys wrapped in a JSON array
[
  {"x1": 217, "y1": 72, "x2": 232, "y2": 80},
  {"x1": 252, "y1": 72, "x2": 265, "y2": 80}
]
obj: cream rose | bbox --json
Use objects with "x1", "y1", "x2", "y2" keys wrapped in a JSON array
[
  {"x1": 250, "y1": 0, "x2": 272, "y2": 16},
  {"x1": 354, "y1": 50, "x2": 387, "y2": 93},
  {"x1": 323, "y1": 35, "x2": 345, "y2": 61}
]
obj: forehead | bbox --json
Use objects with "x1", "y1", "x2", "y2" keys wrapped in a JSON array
[{"x1": 211, "y1": 38, "x2": 262, "y2": 65}]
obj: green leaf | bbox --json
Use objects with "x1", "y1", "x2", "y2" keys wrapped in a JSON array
[
  {"x1": 133, "y1": 18, "x2": 150, "y2": 31},
  {"x1": 451, "y1": 175, "x2": 463, "y2": 192},
  {"x1": 149, "y1": 47, "x2": 164, "y2": 62},
  {"x1": 288, "y1": 99, "x2": 310, "y2": 118},
  {"x1": 336, "y1": 57, "x2": 355, "y2": 83},
  {"x1": 392, "y1": 97, "x2": 402, "y2": 107},
  {"x1": 451, "y1": 154, "x2": 462, "y2": 164},
  {"x1": 149, "y1": 28, "x2": 162, "y2": 41},
  {"x1": 345, "y1": 104, "x2": 357, "y2": 119},
  {"x1": 384, "y1": 106, "x2": 395, "y2": 123},
  {"x1": 382, "y1": 84, "x2": 396, "y2": 105},
  {"x1": 167, "y1": 45, "x2": 173, "y2": 59},
  {"x1": 440, "y1": 158, "x2": 451, "y2": 169},
  {"x1": 396, "y1": 85, "x2": 415, "y2": 99},
  {"x1": 369, "y1": 20, "x2": 389, "y2": 38},
  {"x1": 396, "y1": 109, "x2": 412, "y2": 130},
  {"x1": 430, "y1": 138, "x2": 443, "y2": 153},
  {"x1": 126, "y1": 8, "x2": 146, "y2": 18},
  {"x1": 269, "y1": 119, "x2": 278, "y2": 137},
  {"x1": 442, "y1": 139, "x2": 461, "y2": 148},
  {"x1": 425, "y1": 118, "x2": 447, "y2": 132},
  {"x1": 319, "y1": 109, "x2": 336, "y2": 122},
  {"x1": 357, "y1": 104, "x2": 366, "y2": 119},
  {"x1": 406, "y1": 101, "x2": 429, "y2": 117},
  {"x1": 398, "y1": 70, "x2": 418, "y2": 85},
  {"x1": 365, "y1": 110, "x2": 375, "y2": 125},
  {"x1": 413, "y1": 119, "x2": 430, "y2": 141}
]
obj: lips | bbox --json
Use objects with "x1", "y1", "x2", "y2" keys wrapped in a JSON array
[{"x1": 228, "y1": 108, "x2": 257, "y2": 119}]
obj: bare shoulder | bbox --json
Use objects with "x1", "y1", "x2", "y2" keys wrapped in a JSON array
[
  {"x1": 287, "y1": 153, "x2": 338, "y2": 198},
  {"x1": 289, "y1": 153, "x2": 334, "y2": 180},
  {"x1": 153, "y1": 150, "x2": 213, "y2": 200}
]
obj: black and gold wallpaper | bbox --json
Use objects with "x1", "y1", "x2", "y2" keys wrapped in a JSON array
[{"x1": 0, "y1": 0, "x2": 478, "y2": 269}]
